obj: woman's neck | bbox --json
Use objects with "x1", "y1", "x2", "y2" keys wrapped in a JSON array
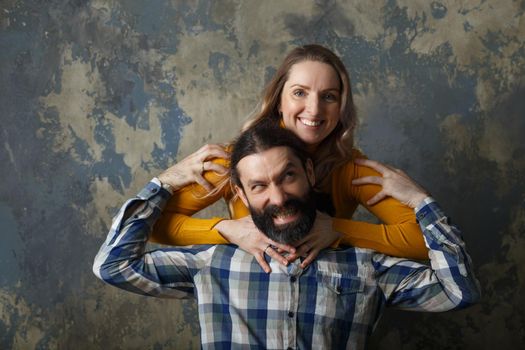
[{"x1": 306, "y1": 143, "x2": 318, "y2": 155}]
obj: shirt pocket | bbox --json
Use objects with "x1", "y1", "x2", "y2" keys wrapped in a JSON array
[
  {"x1": 315, "y1": 271, "x2": 367, "y2": 325},
  {"x1": 316, "y1": 271, "x2": 364, "y2": 295}
]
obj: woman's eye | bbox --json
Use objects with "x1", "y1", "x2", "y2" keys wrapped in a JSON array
[
  {"x1": 293, "y1": 89, "x2": 305, "y2": 97},
  {"x1": 323, "y1": 93, "x2": 337, "y2": 102}
]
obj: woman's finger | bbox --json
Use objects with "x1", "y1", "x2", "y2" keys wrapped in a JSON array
[
  {"x1": 264, "y1": 247, "x2": 288, "y2": 266},
  {"x1": 194, "y1": 174, "x2": 215, "y2": 192},
  {"x1": 366, "y1": 191, "x2": 388, "y2": 206},
  {"x1": 267, "y1": 240, "x2": 296, "y2": 255},
  {"x1": 352, "y1": 176, "x2": 383, "y2": 186},
  {"x1": 254, "y1": 253, "x2": 271, "y2": 274},
  {"x1": 300, "y1": 248, "x2": 321, "y2": 269},
  {"x1": 198, "y1": 144, "x2": 230, "y2": 160},
  {"x1": 204, "y1": 161, "x2": 229, "y2": 175},
  {"x1": 290, "y1": 241, "x2": 311, "y2": 260}
]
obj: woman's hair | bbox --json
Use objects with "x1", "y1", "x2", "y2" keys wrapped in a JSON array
[{"x1": 242, "y1": 44, "x2": 357, "y2": 188}]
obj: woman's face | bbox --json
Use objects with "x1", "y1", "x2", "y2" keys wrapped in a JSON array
[{"x1": 279, "y1": 60, "x2": 342, "y2": 147}]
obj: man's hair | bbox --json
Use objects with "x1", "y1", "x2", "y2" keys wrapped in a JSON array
[{"x1": 230, "y1": 120, "x2": 310, "y2": 188}]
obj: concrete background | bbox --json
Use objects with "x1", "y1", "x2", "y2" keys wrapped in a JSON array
[{"x1": 1, "y1": 0, "x2": 524, "y2": 348}]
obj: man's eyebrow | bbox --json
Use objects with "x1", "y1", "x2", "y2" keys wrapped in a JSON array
[
  {"x1": 245, "y1": 161, "x2": 299, "y2": 187},
  {"x1": 276, "y1": 162, "x2": 300, "y2": 181},
  {"x1": 246, "y1": 178, "x2": 266, "y2": 187}
]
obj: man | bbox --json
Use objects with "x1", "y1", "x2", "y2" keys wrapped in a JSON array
[{"x1": 93, "y1": 123, "x2": 480, "y2": 349}]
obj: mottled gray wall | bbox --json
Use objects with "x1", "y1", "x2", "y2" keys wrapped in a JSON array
[{"x1": 1, "y1": 0, "x2": 524, "y2": 348}]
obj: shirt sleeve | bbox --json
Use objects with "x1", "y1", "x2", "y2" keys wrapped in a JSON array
[
  {"x1": 92, "y1": 179, "x2": 215, "y2": 299},
  {"x1": 149, "y1": 156, "x2": 231, "y2": 246},
  {"x1": 332, "y1": 154, "x2": 428, "y2": 259},
  {"x1": 373, "y1": 198, "x2": 481, "y2": 311}
]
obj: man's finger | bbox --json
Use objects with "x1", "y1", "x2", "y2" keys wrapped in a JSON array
[
  {"x1": 354, "y1": 158, "x2": 389, "y2": 174},
  {"x1": 352, "y1": 176, "x2": 383, "y2": 186},
  {"x1": 366, "y1": 191, "x2": 388, "y2": 206},
  {"x1": 254, "y1": 253, "x2": 271, "y2": 273}
]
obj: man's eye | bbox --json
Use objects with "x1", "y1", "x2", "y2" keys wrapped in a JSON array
[
  {"x1": 284, "y1": 171, "x2": 295, "y2": 180},
  {"x1": 251, "y1": 184, "x2": 265, "y2": 191}
]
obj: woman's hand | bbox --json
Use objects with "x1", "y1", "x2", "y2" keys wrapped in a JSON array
[
  {"x1": 215, "y1": 217, "x2": 296, "y2": 273},
  {"x1": 286, "y1": 211, "x2": 341, "y2": 269},
  {"x1": 352, "y1": 158, "x2": 429, "y2": 208},
  {"x1": 158, "y1": 144, "x2": 230, "y2": 192}
]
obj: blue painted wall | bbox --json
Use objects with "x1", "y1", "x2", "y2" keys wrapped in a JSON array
[{"x1": 1, "y1": 0, "x2": 524, "y2": 348}]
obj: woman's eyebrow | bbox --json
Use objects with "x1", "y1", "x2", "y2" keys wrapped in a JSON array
[{"x1": 288, "y1": 83, "x2": 340, "y2": 92}]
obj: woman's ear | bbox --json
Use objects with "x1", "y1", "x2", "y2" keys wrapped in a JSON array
[{"x1": 306, "y1": 159, "x2": 315, "y2": 187}]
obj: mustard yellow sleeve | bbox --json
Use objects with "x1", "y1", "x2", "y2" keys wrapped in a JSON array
[
  {"x1": 330, "y1": 153, "x2": 428, "y2": 260},
  {"x1": 149, "y1": 157, "x2": 231, "y2": 246}
]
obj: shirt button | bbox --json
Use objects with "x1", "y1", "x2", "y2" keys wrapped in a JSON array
[
  {"x1": 290, "y1": 276, "x2": 296, "y2": 283},
  {"x1": 288, "y1": 311, "x2": 294, "y2": 318}
]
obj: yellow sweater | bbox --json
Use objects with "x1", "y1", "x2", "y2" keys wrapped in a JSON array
[{"x1": 150, "y1": 150, "x2": 427, "y2": 260}]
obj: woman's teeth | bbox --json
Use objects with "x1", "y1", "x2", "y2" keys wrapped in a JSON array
[{"x1": 300, "y1": 118, "x2": 322, "y2": 127}]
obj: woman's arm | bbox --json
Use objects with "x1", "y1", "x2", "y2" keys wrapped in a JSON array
[
  {"x1": 334, "y1": 157, "x2": 428, "y2": 259},
  {"x1": 149, "y1": 145, "x2": 295, "y2": 272},
  {"x1": 150, "y1": 145, "x2": 229, "y2": 246},
  {"x1": 149, "y1": 144, "x2": 232, "y2": 245},
  {"x1": 291, "y1": 155, "x2": 428, "y2": 263}
]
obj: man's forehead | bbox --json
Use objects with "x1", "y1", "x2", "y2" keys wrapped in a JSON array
[{"x1": 237, "y1": 146, "x2": 302, "y2": 181}]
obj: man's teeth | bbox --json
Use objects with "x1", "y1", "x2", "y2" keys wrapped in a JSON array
[
  {"x1": 274, "y1": 208, "x2": 296, "y2": 218},
  {"x1": 300, "y1": 119, "x2": 322, "y2": 127}
]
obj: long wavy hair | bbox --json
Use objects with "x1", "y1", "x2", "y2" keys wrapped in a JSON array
[{"x1": 242, "y1": 44, "x2": 357, "y2": 189}]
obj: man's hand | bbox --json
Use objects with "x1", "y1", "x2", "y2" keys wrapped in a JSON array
[
  {"x1": 352, "y1": 159, "x2": 429, "y2": 208},
  {"x1": 158, "y1": 144, "x2": 230, "y2": 192}
]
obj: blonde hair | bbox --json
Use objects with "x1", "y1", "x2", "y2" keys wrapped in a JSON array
[{"x1": 242, "y1": 44, "x2": 357, "y2": 189}]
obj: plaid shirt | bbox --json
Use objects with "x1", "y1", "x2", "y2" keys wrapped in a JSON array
[{"x1": 93, "y1": 180, "x2": 480, "y2": 349}]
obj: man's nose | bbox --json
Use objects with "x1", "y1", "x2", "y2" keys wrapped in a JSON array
[{"x1": 268, "y1": 184, "x2": 287, "y2": 207}]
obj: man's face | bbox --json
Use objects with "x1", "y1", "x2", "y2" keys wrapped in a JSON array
[{"x1": 235, "y1": 146, "x2": 316, "y2": 244}]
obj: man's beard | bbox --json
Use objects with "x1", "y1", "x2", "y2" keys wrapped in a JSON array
[{"x1": 249, "y1": 190, "x2": 317, "y2": 245}]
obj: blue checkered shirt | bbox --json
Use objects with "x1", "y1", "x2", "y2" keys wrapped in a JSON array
[{"x1": 93, "y1": 180, "x2": 480, "y2": 349}]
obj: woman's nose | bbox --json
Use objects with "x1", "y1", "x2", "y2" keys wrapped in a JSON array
[{"x1": 305, "y1": 94, "x2": 320, "y2": 116}]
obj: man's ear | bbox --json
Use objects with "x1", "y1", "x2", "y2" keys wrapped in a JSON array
[
  {"x1": 234, "y1": 184, "x2": 250, "y2": 207},
  {"x1": 306, "y1": 158, "x2": 315, "y2": 186}
]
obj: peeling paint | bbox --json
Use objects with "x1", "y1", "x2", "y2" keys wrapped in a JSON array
[{"x1": 1, "y1": 0, "x2": 524, "y2": 348}]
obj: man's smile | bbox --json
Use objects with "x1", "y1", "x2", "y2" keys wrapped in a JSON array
[{"x1": 272, "y1": 207, "x2": 300, "y2": 225}]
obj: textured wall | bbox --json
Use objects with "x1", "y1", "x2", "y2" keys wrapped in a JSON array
[{"x1": 1, "y1": 0, "x2": 524, "y2": 348}]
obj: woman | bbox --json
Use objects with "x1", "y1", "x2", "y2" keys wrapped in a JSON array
[{"x1": 153, "y1": 44, "x2": 427, "y2": 272}]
